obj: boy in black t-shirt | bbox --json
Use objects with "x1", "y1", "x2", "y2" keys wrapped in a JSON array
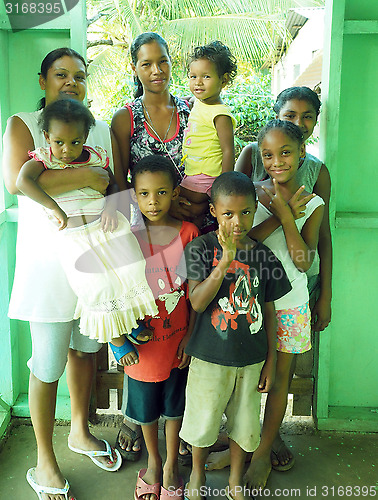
[{"x1": 179, "y1": 172, "x2": 291, "y2": 500}]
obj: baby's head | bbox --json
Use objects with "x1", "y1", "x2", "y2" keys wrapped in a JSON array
[
  {"x1": 273, "y1": 86, "x2": 321, "y2": 141},
  {"x1": 187, "y1": 41, "x2": 237, "y2": 103},
  {"x1": 258, "y1": 119, "x2": 305, "y2": 183},
  {"x1": 39, "y1": 98, "x2": 95, "y2": 164},
  {"x1": 210, "y1": 171, "x2": 257, "y2": 241},
  {"x1": 131, "y1": 155, "x2": 179, "y2": 223}
]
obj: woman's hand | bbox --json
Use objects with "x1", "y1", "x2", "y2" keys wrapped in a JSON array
[
  {"x1": 288, "y1": 185, "x2": 315, "y2": 219},
  {"x1": 87, "y1": 167, "x2": 110, "y2": 195}
]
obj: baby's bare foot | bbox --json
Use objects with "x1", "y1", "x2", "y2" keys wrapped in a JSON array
[{"x1": 119, "y1": 351, "x2": 139, "y2": 366}]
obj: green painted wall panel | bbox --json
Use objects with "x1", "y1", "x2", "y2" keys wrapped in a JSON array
[
  {"x1": 345, "y1": 1, "x2": 378, "y2": 20},
  {"x1": 336, "y1": 35, "x2": 378, "y2": 212},
  {"x1": 328, "y1": 229, "x2": 378, "y2": 407},
  {"x1": 8, "y1": 31, "x2": 69, "y2": 115}
]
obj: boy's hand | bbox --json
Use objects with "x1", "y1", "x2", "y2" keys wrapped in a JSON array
[
  {"x1": 218, "y1": 221, "x2": 237, "y2": 263},
  {"x1": 288, "y1": 186, "x2": 315, "y2": 219},
  {"x1": 262, "y1": 179, "x2": 293, "y2": 224},
  {"x1": 101, "y1": 207, "x2": 118, "y2": 233},
  {"x1": 258, "y1": 356, "x2": 276, "y2": 393},
  {"x1": 177, "y1": 334, "x2": 191, "y2": 369},
  {"x1": 49, "y1": 206, "x2": 68, "y2": 230}
]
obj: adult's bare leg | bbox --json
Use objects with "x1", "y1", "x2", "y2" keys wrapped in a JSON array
[
  {"x1": 67, "y1": 348, "x2": 117, "y2": 467},
  {"x1": 29, "y1": 373, "x2": 75, "y2": 500}
]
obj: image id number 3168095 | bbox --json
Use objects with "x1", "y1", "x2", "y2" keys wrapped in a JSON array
[
  {"x1": 321, "y1": 486, "x2": 376, "y2": 496},
  {"x1": 5, "y1": 2, "x2": 62, "y2": 14}
]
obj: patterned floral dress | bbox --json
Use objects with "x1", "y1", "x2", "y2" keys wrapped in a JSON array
[{"x1": 125, "y1": 95, "x2": 190, "y2": 179}]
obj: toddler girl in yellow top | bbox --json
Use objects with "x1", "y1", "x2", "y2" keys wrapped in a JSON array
[{"x1": 180, "y1": 41, "x2": 237, "y2": 212}]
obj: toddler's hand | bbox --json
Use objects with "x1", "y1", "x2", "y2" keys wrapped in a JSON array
[
  {"x1": 218, "y1": 221, "x2": 236, "y2": 263},
  {"x1": 101, "y1": 207, "x2": 118, "y2": 232},
  {"x1": 49, "y1": 206, "x2": 68, "y2": 230}
]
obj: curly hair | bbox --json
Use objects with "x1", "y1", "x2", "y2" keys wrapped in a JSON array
[
  {"x1": 188, "y1": 41, "x2": 237, "y2": 84},
  {"x1": 38, "y1": 98, "x2": 95, "y2": 136}
]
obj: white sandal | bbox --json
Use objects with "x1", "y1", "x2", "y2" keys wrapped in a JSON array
[
  {"x1": 68, "y1": 438, "x2": 122, "y2": 471},
  {"x1": 26, "y1": 467, "x2": 71, "y2": 499}
]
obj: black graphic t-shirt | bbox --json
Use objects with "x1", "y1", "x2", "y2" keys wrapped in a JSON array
[{"x1": 181, "y1": 232, "x2": 291, "y2": 367}]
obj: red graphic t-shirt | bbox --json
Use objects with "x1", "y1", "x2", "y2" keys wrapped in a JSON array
[{"x1": 124, "y1": 221, "x2": 199, "y2": 382}]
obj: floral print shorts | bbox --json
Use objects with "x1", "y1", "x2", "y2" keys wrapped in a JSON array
[{"x1": 276, "y1": 302, "x2": 311, "y2": 354}]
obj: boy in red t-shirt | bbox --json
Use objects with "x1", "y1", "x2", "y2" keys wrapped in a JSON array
[{"x1": 124, "y1": 155, "x2": 199, "y2": 500}]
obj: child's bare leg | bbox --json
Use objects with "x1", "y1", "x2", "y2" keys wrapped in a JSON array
[
  {"x1": 228, "y1": 439, "x2": 248, "y2": 500},
  {"x1": 141, "y1": 421, "x2": 162, "y2": 500},
  {"x1": 271, "y1": 355, "x2": 297, "y2": 467},
  {"x1": 186, "y1": 446, "x2": 209, "y2": 500},
  {"x1": 163, "y1": 419, "x2": 182, "y2": 490},
  {"x1": 244, "y1": 352, "x2": 294, "y2": 490}
]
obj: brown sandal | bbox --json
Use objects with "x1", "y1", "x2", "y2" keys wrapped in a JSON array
[{"x1": 115, "y1": 422, "x2": 143, "y2": 462}]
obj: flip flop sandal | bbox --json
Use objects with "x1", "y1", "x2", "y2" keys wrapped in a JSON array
[
  {"x1": 68, "y1": 438, "x2": 122, "y2": 471},
  {"x1": 135, "y1": 468, "x2": 160, "y2": 500},
  {"x1": 178, "y1": 439, "x2": 192, "y2": 466},
  {"x1": 160, "y1": 478, "x2": 184, "y2": 500},
  {"x1": 271, "y1": 447, "x2": 295, "y2": 471},
  {"x1": 26, "y1": 468, "x2": 72, "y2": 500},
  {"x1": 115, "y1": 421, "x2": 143, "y2": 462},
  {"x1": 183, "y1": 483, "x2": 207, "y2": 500}
]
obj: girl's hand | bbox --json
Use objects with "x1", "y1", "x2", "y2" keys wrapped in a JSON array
[
  {"x1": 49, "y1": 206, "x2": 68, "y2": 230},
  {"x1": 288, "y1": 186, "x2": 316, "y2": 219},
  {"x1": 87, "y1": 167, "x2": 110, "y2": 195},
  {"x1": 311, "y1": 294, "x2": 332, "y2": 331},
  {"x1": 101, "y1": 207, "x2": 118, "y2": 232},
  {"x1": 218, "y1": 221, "x2": 237, "y2": 263},
  {"x1": 262, "y1": 179, "x2": 293, "y2": 224}
]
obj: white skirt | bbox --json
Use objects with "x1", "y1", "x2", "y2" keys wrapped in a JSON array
[{"x1": 57, "y1": 212, "x2": 158, "y2": 343}]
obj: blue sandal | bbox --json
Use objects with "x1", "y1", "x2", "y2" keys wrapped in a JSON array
[
  {"x1": 109, "y1": 338, "x2": 138, "y2": 364},
  {"x1": 126, "y1": 322, "x2": 151, "y2": 345}
]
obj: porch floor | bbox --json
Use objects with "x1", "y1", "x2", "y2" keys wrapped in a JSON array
[{"x1": 0, "y1": 415, "x2": 377, "y2": 499}]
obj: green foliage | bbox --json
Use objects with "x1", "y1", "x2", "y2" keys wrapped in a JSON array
[{"x1": 222, "y1": 74, "x2": 275, "y2": 155}]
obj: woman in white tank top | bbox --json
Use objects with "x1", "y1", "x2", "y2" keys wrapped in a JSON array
[{"x1": 3, "y1": 48, "x2": 127, "y2": 499}]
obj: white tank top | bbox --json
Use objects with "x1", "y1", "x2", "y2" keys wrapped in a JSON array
[{"x1": 253, "y1": 195, "x2": 325, "y2": 310}]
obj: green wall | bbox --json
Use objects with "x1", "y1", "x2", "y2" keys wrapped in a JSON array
[{"x1": 317, "y1": 0, "x2": 378, "y2": 430}]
